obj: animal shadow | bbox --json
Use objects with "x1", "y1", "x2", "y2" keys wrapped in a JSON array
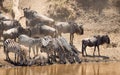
[{"x1": 85, "y1": 55, "x2": 109, "y2": 60}]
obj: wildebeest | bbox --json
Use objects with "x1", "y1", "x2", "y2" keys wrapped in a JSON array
[
  {"x1": 3, "y1": 39, "x2": 25, "y2": 64},
  {"x1": 0, "y1": 19, "x2": 21, "y2": 40},
  {"x1": 0, "y1": 19, "x2": 21, "y2": 30},
  {"x1": 18, "y1": 34, "x2": 42, "y2": 58},
  {"x1": 82, "y1": 35, "x2": 110, "y2": 56},
  {"x1": 3, "y1": 26, "x2": 27, "y2": 41},
  {"x1": 22, "y1": 8, "x2": 55, "y2": 27},
  {"x1": 28, "y1": 25, "x2": 58, "y2": 38},
  {"x1": 54, "y1": 22, "x2": 84, "y2": 44}
]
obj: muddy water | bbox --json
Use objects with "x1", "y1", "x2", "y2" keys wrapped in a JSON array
[{"x1": 0, "y1": 62, "x2": 120, "y2": 75}]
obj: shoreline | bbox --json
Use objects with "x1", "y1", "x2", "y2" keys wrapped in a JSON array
[{"x1": 0, "y1": 56, "x2": 120, "y2": 68}]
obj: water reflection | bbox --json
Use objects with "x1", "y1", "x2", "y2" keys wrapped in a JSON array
[{"x1": 0, "y1": 62, "x2": 120, "y2": 75}]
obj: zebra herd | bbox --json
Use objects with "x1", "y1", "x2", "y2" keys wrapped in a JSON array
[{"x1": 0, "y1": 8, "x2": 110, "y2": 66}]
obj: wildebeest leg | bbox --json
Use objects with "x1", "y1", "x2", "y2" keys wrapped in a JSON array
[
  {"x1": 82, "y1": 42, "x2": 87, "y2": 56},
  {"x1": 93, "y1": 46, "x2": 96, "y2": 56},
  {"x1": 82, "y1": 41, "x2": 84, "y2": 56},
  {"x1": 26, "y1": 20, "x2": 29, "y2": 27},
  {"x1": 29, "y1": 47, "x2": 31, "y2": 58},
  {"x1": 84, "y1": 47, "x2": 88, "y2": 56},
  {"x1": 3, "y1": 38, "x2": 6, "y2": 52},
  {"x1": 70, "y1": 33, "x2": 74, "y2": 45},
  {"x1": 14, "y1": 53, "x2": 17, "y2": 63},
  {"x1": 97, "y1": 46, "x2": 100, "y2": 56}
]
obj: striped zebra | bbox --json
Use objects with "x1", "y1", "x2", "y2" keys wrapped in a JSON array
[
  {"x1": 3, "y1": 39, "x2": 25, "y2": 64},
  {"x1": 18, "y1": 34, "x2": 42, "y2": 58}
]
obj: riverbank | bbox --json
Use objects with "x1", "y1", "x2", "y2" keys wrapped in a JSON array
[
  {"x1": 0, "y1": 30, "x2": 120, "y2": 68},
  {"x1": 0, "y1": 0, "x2": 120, "y2": 68}
]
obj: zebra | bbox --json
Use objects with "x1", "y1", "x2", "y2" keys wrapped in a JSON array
[
  {"x1": 18, "y1": 34, "x2": 42, "y2": 58},
  {"x1": 3, "y1": 39, "x2": 25, "y2": 64}
]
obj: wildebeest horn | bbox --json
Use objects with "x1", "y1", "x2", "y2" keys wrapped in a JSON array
[{"x1": 28, "y1": 6, "x2": 31, "y2": 9}]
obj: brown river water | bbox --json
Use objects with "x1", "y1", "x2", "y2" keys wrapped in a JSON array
[{"x1": 0, "y1": 62, "x2": 120, "y2": 75}]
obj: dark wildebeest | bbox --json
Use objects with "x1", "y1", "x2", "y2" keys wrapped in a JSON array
[
  {"x1": 0, "y1": 19, "x2": 21, "y2": 41},
  {"x1": 3, "y1": 26, "x2": 28, "y2": 41},
  {"x1": 0, "y1": 19, "x2": 21, "y2": 30},
  {"x1": 82, "y1": 35, "x2": 110, "y2": 56},
  {"x1": 22, "y1": 8, "x2": 55, "y2": 28},
  {"x1": 54, "y1": 22, "x2": 84, "y2": 44},
  {"x1": 27, "y1": 25, "x2": 58, "y2": 38}
]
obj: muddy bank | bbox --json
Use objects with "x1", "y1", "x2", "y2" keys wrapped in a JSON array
[{"x1": 0, "y1": 33, "x2": 120, "y2": 68}]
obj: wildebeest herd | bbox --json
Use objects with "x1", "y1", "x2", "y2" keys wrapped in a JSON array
[{"x1": 0, "y1": 8, "x2": 110, "y2": 66}]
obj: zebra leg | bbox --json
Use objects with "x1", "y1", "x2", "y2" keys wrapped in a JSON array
[
  {"x1": 6, "y1": 52, "x2": 10, "y2": 61},
  {"x1": 36, "y1": 46, "x2": 39, "y2": 56},
  {"x1": 93, "y1": 46, "x2": 96, "y2": 56},
  {"x1": 97, "y1": 46, "x2": 100, "y2": 56},
  {"x1": 32, "y1": 46, "x2": 36, "y2": 57},
  {"x1": 7, "y1": 53, "x2": 11, "y2": 61}
]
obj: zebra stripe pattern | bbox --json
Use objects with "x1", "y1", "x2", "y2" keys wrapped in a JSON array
[{"x1": 4, "y1": 39, "x2": 23, "y2": 63}]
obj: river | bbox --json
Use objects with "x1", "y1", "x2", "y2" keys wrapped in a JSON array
[{"x1": 0, "y1": 62, "x2": 120, "y2": 75}]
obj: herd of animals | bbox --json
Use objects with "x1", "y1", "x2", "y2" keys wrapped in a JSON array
[{"x1": 0, "y1": 8, "x2": 110, "y2": 66}]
